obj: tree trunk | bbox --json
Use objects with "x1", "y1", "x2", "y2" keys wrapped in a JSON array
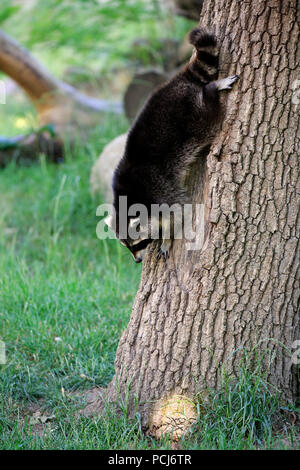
[{"x1": 84, "y1": 0, "x2": 300, "y2": 438}]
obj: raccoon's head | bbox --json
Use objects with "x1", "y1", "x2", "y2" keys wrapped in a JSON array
[{"x1": 105, "y1": 214, "x2": 152, "y2": 263}]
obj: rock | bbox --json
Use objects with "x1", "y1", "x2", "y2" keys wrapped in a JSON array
[
  {"x1": 124, "y1": 70, "x2": 168, "y2": 122},
  {"x1": 177, "y1": 33, "x2": 194, "y2": 65},
  {"x1": 131, "y1": 38, "x2": 180, "y2": 72},
  {"x1": 161, "y1": 0, "x2": 203, "y2": 20},
  {"x1": 90, "y1": 133, "x2": 127, "y2": 203}
]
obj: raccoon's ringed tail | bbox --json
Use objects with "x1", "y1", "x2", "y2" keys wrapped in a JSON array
[{"x1": 188, "y1": 27, "x2": 219, "y2": 83}]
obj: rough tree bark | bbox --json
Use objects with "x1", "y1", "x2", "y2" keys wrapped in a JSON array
[{"x1": 84, "y1": 0, "x2": 300, "y2": 438}]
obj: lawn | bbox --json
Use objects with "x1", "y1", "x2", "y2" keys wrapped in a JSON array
[
  {"x1": 0, "y1": 114, "x2": 145, "y2": 449},
  {"x1": 0, "y1": 115, "x2": 298, "y2": 450},
  {"x1": 0, "y1": 0, "x2": 299, "y2": 451}
]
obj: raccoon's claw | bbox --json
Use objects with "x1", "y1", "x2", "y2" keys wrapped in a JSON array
[
  {"x1": 216, "y1": 75, "x2": 239, "y2": 91},
  {"x1": 157, "y1": 241, "x2": 171, "y2": 261},
  {"x1": 157, "y1": 248, "x2": 169, "y2": 261}
]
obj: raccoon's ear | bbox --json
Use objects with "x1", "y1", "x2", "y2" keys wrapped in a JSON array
[
  {"x1": 105, "y1": 214, "x2": 115, "y2": 229},
  {"x1": 129, "y1": 217, "x2": 140, "y2": 229}
]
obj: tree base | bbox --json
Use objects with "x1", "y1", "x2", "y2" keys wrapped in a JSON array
[{"x1": 80, "y1": 384, "x2": 198, "y2": 440}]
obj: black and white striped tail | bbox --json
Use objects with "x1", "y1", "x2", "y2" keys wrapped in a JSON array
[{"x1": 188, "y1": 28, "x2": 218, "y2": 83}]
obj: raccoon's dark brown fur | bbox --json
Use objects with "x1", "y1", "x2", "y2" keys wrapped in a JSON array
[{"x1": 112, "y1": 27, "x2": 238, "y2": 260}]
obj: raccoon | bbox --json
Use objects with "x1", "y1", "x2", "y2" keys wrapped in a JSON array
[{"x1": 108, "y1": 27, "x2": 239, "y2": 262}]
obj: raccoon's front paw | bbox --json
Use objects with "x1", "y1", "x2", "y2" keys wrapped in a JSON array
[
  {"x1": 157, "y1": 247, "x2": 169, "y2": 261},
  {"x1": 157, "y1": 240, "x2": 171, "y2": 261},
  {"x1": 216, "y1": 75, "x2": 239, "y2": 91}
]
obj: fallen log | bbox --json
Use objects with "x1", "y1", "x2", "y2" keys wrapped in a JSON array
[{"x1": 0, "y1": 29, "x2": 122, "y2": 164}]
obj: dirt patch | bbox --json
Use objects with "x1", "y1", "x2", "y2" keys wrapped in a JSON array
[
  {"x1": 77, "y1": 386, "x2": 108, "y2": 417},
  {"x1": 22, "y1": 401, "x2": 56, "y2": 437}
]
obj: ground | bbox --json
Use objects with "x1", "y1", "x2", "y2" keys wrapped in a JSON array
[
  {"x1": 0, "y1": 112, "x2": 299, "y2": 449},
  {"x1": 0, "y1": 1, "x2": 299, "y2": 448}
]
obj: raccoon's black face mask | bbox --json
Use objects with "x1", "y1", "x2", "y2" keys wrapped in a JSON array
[
  {"x1": 105, "y1": 214, "x2": 152, "y2": 263},
  {"x1": 119, "y1": 237, "x2": 152, "y2": 263}
]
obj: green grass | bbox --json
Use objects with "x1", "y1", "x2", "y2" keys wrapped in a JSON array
[
  {"x1": 0, "y1": 115, "x2": 144, "y2": 449},
  {"x1": 0, "y1": 0, "x2": 298, "y2": 449},
  {"x1": 0, "y1": 116, "x2": 298, "y2": 449}
]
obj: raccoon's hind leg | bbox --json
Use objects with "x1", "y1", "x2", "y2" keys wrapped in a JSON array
[{"x1": 215, "y1": 75, "x2": 239, "y2": 91}]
